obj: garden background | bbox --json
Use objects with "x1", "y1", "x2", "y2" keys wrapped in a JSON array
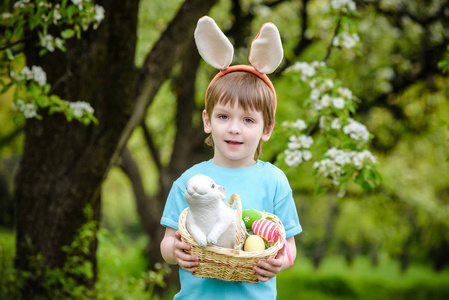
[{"x1": 1, "y1": 0, "x2": 449, "y2": 299}]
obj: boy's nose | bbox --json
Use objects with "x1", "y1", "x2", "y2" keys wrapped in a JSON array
[{"x1": 228, "y1": 120, "x2": 241, "y2": 134}]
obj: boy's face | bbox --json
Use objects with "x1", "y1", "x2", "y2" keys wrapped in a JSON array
[{"x1": 202, "y1": 101, "x2": 273, "y2": 168}]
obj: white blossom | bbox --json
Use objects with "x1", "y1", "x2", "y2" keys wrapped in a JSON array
[
  {"x1": 32, "y1": 66, "x2": 47, "y2": 86},
  {"x1": 321, "y1": 94, "x2": 331, "y2": 107},
  {"x1": 282, "y1": 119, "x2": 307, "y2": 130},
  {"x1": 40, "y1": 34, "x2": 56, "y2": 52},
  {"x1": 53, "y1": 5, "x2": 62, "y2": 24},
  {"x1": 333, "y1": 32, "x2": 360, "y2": 49},
  {"x1": 71, "y1": 0, "x2": 83, "y2": 9},
  {"x1": 309, "y1": 78, "x2": 318, "y2": 88},
  {"x1": 2, "y1": 12, "x2": 13, "y2": 19},
  {"x1": 331, "y1": 118, "x2": 341, "y2": 130},
  {"x1": 293, "y1": 119, "x2": 307, "y2": 130},
  {"x1": 55, "y1": 38, "x2": 64, "y2": 50},
  {"x1": 285, "y1": 149, "x2": 303, "y2": 167},
  {"x1": 343, "y1": 118, "x2": 370, "y2": 142},
  {"x1": 302, "y1": 150, "x2": 312, "y2": 161},
  {"x1": 324, "y1": 79, "x2": 334, "y2": 89},
  {"x1": 285, "y1": 149, "x2": 313, "y2": 167},
  {"x1": 12, "y1": 99, "x2": 37, "y2": 118},
  {"x1": 332, "y1": 97, "x2": 345, "y2": 109},
  {"x1": 14, "y1": 0, "x2": 30, "y2": 9},
  {"x1": 94, "y1": 4, "x2": 105, "y2": 22},
  {"x1": 291, "y1": 62, "x2": 315, "y2": 77},
  {"x1": 352, "y1": 150, "x2": 377, "y2": 169},
  {"x1": 331, "y1": 0, "x2": 357, "y2": 12},
  {"x1": 313, "y1": 148, "x2": 377, "y2": 185},
  {"x1": 337, "y1": 87, "x2": 353, "y2": 99},
  {"x1": 14, "y1": 66, "x2": 47, "y2": 86},
  {"x1": 288, "y1": 135, "x2": 314, "y2": 150},
  {"x1": 69, "y1": 101, "x2": 94, "y2": 118},
  {"x1": 310, "y1": 89, "x2": 321, "y2": 100}
]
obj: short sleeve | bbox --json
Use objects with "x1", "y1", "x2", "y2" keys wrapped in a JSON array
[
  {"x1": 160, "y1": 181, "x2": 188, "y2": 230},
  {"x1": 273, "y1": 172, "x2": 302, "y2": 238}
]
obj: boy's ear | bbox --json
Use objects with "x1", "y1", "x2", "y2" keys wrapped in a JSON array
[
  {"x1": 261, "y1": 123, "x2": 274, "y2": 142},
  {"x1": 202, "y1": 110, "x2": 212, "y2": 133}
]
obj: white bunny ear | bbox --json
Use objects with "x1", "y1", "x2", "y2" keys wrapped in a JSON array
[
  {"x1": 194, "y1": 16, "x2": 234, "y2": 70},
  {"x1": 249, "y1": 23, "x2": 283, "y2": 74}
]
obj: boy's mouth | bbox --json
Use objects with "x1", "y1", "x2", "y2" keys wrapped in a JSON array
[{"x1": 225, "y1": 140, "x2": 243, "y2": 145}]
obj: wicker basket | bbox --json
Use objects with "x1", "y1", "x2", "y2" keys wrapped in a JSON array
[{"x1": 178, "y1": 194, "x2": 286, "y2": 283}]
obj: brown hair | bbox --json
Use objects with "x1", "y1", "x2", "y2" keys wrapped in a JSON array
[{"x1": 204, "y1": 71, "x2": 275, "y2": 159}]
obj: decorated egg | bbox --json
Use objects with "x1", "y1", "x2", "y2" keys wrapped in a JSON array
[
  {"x1": 252, "y1": 219, "x2": 294, "y2": 266},
  {"x1": 242, "y1": 209, "x2": 263, "y2": 229},
  {"x1": 244, "y1": 235, "x2": 266, "y2": 252}
]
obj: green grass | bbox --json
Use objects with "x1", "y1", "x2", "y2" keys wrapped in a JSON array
[
  {"x1": 2, "y1": 229, "x2": 449, "y2": 299},
  {"x1": 277, "y1": 255, "x2": 449, "y2": 300}
]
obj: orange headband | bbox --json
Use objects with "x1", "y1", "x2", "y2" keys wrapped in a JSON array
[{"x1": 205, "y1": 65, "x2": 277, "y2": 112}]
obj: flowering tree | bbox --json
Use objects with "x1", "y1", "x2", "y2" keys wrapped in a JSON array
[
  {"x1": 1, "y1": 0, "x2": 216, "y2": 297},
  {"x1": 279, "y1": 0, "x2": 380, "y2": 196},
  {"x1": 1, "y1": 0, "x2": 103, "y2": 124}
]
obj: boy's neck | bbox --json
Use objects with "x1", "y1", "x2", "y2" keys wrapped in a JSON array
[{"x1": 212, "y1": 157, "x2": 257, "y2": 169}]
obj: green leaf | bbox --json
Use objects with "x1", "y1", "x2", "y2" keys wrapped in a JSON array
[
  {"x1": 5, "y1": 29, "x2": 12, "y2": 40},
  {"x1": 61, "y1": 29, "x2": 75, "y2": 39},
  {"x1": 39, "y1": 48, "x2": 48, "y2": 56},
  {"x1": 36, "y1": 96, "x2": 50, "y2": 107},
  {"x1": 66, "y1": 5, "x2": 77, "y2": 19},
  {"x1": 6, "y1": 48, "x2": 14, "y2": 60}
]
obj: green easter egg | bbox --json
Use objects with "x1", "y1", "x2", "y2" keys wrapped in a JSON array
[{"x1": 242, "y1": 209, "x2": 263, "y2": 229}]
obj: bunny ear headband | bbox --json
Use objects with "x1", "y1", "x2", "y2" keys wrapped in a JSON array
[{"x1": 194, "y1": 16, "x2": 283, "y2": 112}]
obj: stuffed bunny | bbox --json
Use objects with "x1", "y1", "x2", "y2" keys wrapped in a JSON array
[{"x1": 185, "y1": 174, "x2": 246, "y2": 249}]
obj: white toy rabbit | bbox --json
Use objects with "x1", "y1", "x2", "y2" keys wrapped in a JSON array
[{"x1": 185, "y1": 174, "x2": 246, "y2": 249}]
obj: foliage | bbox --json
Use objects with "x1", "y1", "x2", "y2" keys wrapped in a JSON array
[
  {"x1": 4, "y1": 228, "x2": 449, "y2": 300},
  {"x1": 0, "y1": 0, "x2": 102, "y2": 125},
  {"x1": 277, "y1": 255, "x2": 449, "y2": 300},
  {"x1": 0, "y1": 228, "x2": 172, "y2": 300},
  {"x1": 0, "y1": 205, "x2": 97, "y2": 298},
  {"x1": 438, "y1": 45, "x2": 449, "y2": 74},
  {"x1": 275, "y1": 0, "x2": 380, "y2": 196}
]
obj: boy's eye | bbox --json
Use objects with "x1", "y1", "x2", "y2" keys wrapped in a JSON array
[
  {"x1": 244, "y1": 118, "x2": 254, "y2": 123},
  {"x1": 218, "y1": 115, "x2": 228, "y2": 120}
]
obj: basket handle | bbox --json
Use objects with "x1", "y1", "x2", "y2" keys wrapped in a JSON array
[{"x1": 227, "y1": 194, "x2": 243, "y2": 253}]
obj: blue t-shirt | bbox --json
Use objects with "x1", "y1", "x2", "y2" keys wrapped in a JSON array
[{"x1": 161, "y1": 159, "x2": 302, "y2": 300}]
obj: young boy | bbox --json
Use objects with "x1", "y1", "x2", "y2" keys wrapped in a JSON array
[{"x1": 160, "y1": 70, "x2": 302, "y2": 299}]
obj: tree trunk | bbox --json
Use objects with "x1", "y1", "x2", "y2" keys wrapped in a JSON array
[
  {"x1": 14, "y1": 0, "x2": 140, "y2": 296},
  {"x1": 14, "y1": 0, "x2": 218, "y2": 297}
]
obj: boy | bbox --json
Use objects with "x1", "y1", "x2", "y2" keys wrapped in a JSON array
[{"x1": 160, "y1": 17, "x2": 301, "y2": 299}]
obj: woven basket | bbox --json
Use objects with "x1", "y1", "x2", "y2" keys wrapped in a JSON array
[{"x1": 178, "y1": 194, "x2": 286, "y2": 283}]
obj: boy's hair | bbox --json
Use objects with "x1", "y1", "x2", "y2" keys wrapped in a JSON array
[{"x1": 204, "y1": 71, "x2": 275, "y2": 159}]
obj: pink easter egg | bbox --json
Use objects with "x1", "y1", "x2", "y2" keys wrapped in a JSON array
[{"x1": 252, "y1": 219, "x2": 280, "y2": 242}]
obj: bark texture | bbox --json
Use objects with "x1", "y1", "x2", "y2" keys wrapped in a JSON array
[{"x1": 14, "y1": 0, "x2": 216, "y2": 296}]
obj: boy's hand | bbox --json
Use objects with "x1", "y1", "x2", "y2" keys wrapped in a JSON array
[
  {"x1": 253, "y1": 247, "x2": 285, "y2": 282},
  {"x1": 173, "y1": 231, "x2": 199, "y2": 272}
]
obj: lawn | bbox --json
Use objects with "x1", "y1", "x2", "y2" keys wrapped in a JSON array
[{"x1": 2, "y1": 229, "x2": 449, "y2": 299}]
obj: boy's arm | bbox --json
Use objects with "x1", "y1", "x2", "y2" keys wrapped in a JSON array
[
  {"x1": 253, "y1": 236, "x2": 297, "y2": 282},
  {"x1": 160, "y1": 227, "x2": 199, "y2": 272}
]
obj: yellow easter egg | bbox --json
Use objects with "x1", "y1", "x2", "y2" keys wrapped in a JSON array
[{"x1": 244, "y1": 235, "x2": 265, "y2": 252}]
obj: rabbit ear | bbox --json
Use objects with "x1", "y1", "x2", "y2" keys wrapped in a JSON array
[
  {"x1": 218, "y1": 185, "x2": 226, "y2": 201},
  {"x1": 194, "y1": 16, "x2": 234, "y2": 70},
  {"x1": 249, "y1": 23, "x2": 283, "y2": 74}
]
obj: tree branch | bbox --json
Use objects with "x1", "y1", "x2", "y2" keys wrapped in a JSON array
[
  {"x1": 275, "y1": 0, "x2": 316, "y2": 75},
  {"x1": 141, "y1": 121, "x2": 162, "y2": 172},
  {"x1": 323, "y1": 16, "x2": 341, "y2": 62},
  {"x1": 111, "y1": 0, "x2": 218, "y2": 169}
]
